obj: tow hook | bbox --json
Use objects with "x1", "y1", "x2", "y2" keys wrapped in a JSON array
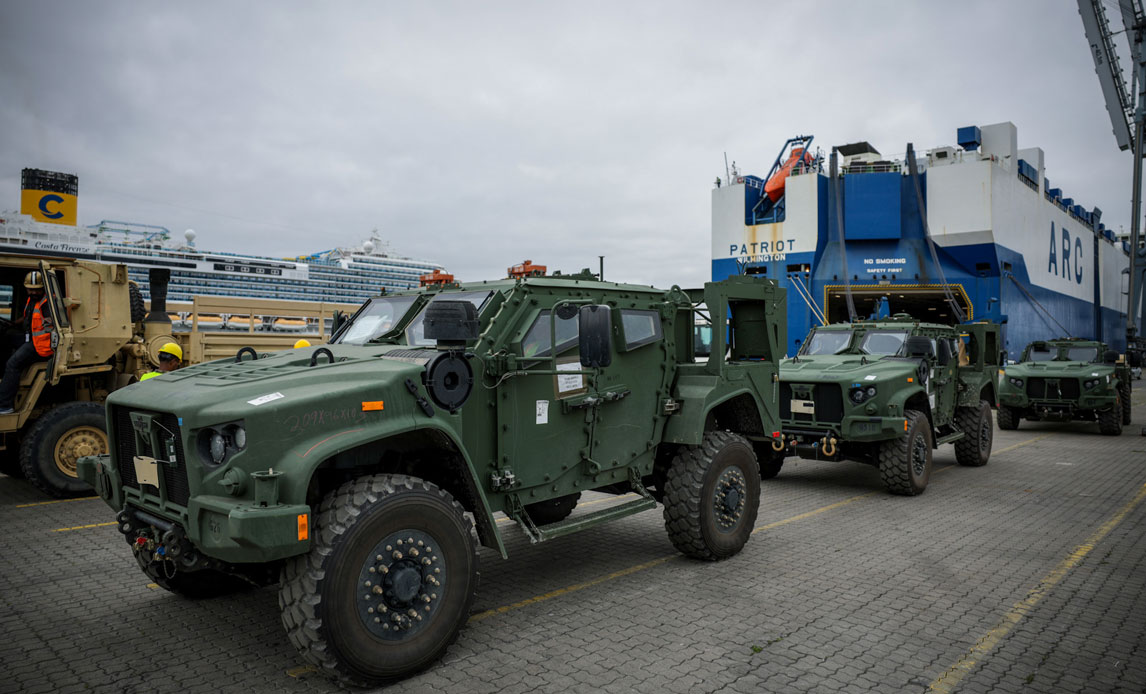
[{"x1": 821, "y1": 436, "x2": 838, "y2": 457}]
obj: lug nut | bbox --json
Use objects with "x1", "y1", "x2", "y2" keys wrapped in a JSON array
[
  {"x1": 417, "y1": 540, "x2": 424, "y2": 547},
  {"x1": 392, "y1": 551, "x2": 403, "y2": 560},
  {"x1": 373, "y1": 585, "x2": 383, "y2": 594}
]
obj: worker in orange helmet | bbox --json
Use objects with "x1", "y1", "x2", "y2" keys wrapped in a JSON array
[
  {"x1": 0, "y1": 272, "x2": 55, "y2": 414},
  {"x1": 140, "y1": 343, "x2": 183, "y2": 381}
]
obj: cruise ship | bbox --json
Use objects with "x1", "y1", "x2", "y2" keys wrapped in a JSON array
[
  {"x1": 2, "y1": 169, "x2": 443, "y2": 305},
  {"x1": 711, "y1": 122, "x2": 1133, "y2": 359}
]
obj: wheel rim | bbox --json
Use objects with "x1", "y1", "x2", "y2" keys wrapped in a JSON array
[
  {"x1": 712, "y1": 466, "x2": 748, "y2": 532},
  {"x1": 53, "y1": 426, "x2": 109, "y2": 478},
  {"x1": 910, "y1": 432, "x2": 928, "y2": 477},
  {"x1": 356, "y1": 530, "x2": 446, "y2": 641}
]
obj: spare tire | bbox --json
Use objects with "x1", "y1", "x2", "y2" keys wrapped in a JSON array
[{"x1": 129, "y1": 282, "x2": 146, "y2": 323}]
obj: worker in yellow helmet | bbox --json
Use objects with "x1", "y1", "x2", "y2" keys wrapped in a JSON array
[
  {"x1": 140, "y1": 342, "x2": 183, "y2": 381},
  {"x1": 293, "y1": 339, "x2": 311, "y2": 349}
]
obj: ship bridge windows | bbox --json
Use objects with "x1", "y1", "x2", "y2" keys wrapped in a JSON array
[{"x1": 824, "y1": 285, "x2": 971, "y2": 326}]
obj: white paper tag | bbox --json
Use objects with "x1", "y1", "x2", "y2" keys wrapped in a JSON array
[
  {"x1": 555, "y1": 362, "x2": 583, "y2": 393},
  {"x1": 928, "y1": 392, "x2": 936, "y2": 409},
  {"x1": 535, "y1": 400, "x2": 549, "y2": 424},
  {"x1": 248, "y1": 392, "x2": 284, "y2": 406},
  {"x1": 791, "y1": 399, "x2": 815, "y2": 414},
  {"x1": 864, "y1": 374, "x2": 877, "y2": 381}
]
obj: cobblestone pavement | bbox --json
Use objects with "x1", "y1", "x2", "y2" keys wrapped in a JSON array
[{"x1": 1, "y1": 381, "x2": 1144, "y2": 694}]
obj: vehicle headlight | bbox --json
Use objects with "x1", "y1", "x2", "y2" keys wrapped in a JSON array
[
  {"x1": 850, "y1": 385, "x2": 876, "y2": 404},
  {"x1": 1084, "y1": 379, "x2": 1100, "y2": 390},
  {"x1": 196, "y1": 420, "x2": 247, "y2": 468},
  {"x1": 1008, "y1": 377, "x2": 1024, "y2": 387},
  {"x1": 209, "y1": 433, "x2": 226, "y2": 463}
]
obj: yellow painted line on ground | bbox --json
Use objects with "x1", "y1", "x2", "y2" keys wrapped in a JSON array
[
  {"x1": 53, "y1": 521, "x2": 116, "y2": 532},
  {"x1": 286, "y1": 665, "x2": 318, "y2": 678},
  {"x1": 146, "y1": 583, "x2": 159, "y2": 590},
  {"x1": 929, "y1": 482, "x2": 1146, "y2": 693},
  {"x1": 993, "y1": 433, "x2": 1051, "y2": 456},
  {"x1": 752, "y1": 491, "x2": 879, "y2": 534},
  {"x1": 16, "y1": 496, "x2": 97, "y2": 508},
  {"x1": 468, "y1": 554, "x2": 676, "y2": 624}
]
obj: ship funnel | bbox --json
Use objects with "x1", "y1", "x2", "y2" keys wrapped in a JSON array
[{"x1": 145, "y1": 268, "x2": 172, "y2": 325}]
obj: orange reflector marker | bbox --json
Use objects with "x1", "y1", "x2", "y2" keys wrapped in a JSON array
[
  {"x1": 297, "y1": 513, "x2": 309, "y2": 541},
  {"x1": 362, "y1": 401, "x2": 384, "y2": 411},
  {"x1": 904, "y1": 419, "x2": 909, "y2": 432},
  {"x1": 907, "y1": 377, "x2": 913, "y2": 382}
]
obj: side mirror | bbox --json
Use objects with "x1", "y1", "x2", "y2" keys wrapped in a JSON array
[
  {"x1": 331, "y1": 310, "x2": 347, "y2": 336},
  {"x1": 903, "y1": 336, "x2": 933, "y2": 359},
  {"x1": 999, "y1": 349, "x2": 1008, "y2": 365},
  {"x1": 578, "y1": 305, "x2": 612, "y2": 367},
  {"x1": 424, "y1": 301, "x2": 480, "y2": 349},
  {"x1": 936, "y1": 339, "x2": 952, "y2": 366}
]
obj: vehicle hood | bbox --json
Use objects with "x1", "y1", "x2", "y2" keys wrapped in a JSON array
[
  {"x1": 779, "y1": 354, "x2": 917, "y2": 383},
  {"x1": 106, "y1": 344, "x2": 438, "y2": 425},
  {"x1": 1003, "y1": 361, "x2": 1111, "y2": 378}
]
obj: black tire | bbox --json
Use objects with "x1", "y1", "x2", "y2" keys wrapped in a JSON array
[
  {"x1": 19, "y1": 402, "x2": 107, "y2": 497},
  {"x1": 129, "y1": 282, "x2": 146, "y2": 323},
  {"x1": 524, "y1": 492, "x2": 581, "y2": 525},
  {"x1": 663, "y1": 431, "x2": 761, "y2": 561},
  {"x1": 137, "y1": 552, "x2": 253, "y2": 599},
  {"x1": 1098, "y1": 394, "x2": 1123, "y2": 436},
  {"x1": 752, "y1": 442, "x2": 785, "y2": 480},
  {"x1": 279, "y1": 474, "x2": 478, "y2": 686},
  {"x1": 954, "y1": 400, "x2": 993, "y2": 467},
  {"x1": 997, "y1": 404, "x2": 1019, "y2": 431},
  {"x1": 878, "y1": 410, "x2": 932, "y2": 496},
  {"x1": 1119, "y1": 381, "x2": 1132, "y2": 426}
]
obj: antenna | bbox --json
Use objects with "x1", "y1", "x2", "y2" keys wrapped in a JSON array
[
  {"x1": 724, "y1": 152, "x2": 730, "y2": 183},
  {"x1": 830, "y1": 148, "x2": 858, "y2": 323}
]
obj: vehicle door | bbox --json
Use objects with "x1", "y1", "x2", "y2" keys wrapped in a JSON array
[
  {"x1": 38, "y1": 261, "x2": 72, "y2": 385},
  {"x1": 496, "y1": 303, "x2": 592, "y2": 490},
  {"x1": 931, "y1": 334, "x2": 958, "y2": 426},
  {"x1": 588, "y1": 302, "x2": 669, "y2": 476}
]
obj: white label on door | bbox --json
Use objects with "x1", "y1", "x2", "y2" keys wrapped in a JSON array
[
  {"x1": 536, "y1": 400, "x2": 549, "y2": 424},
  {"x1": 556, "y1": 362, "x2": 583, "y2": 393}
]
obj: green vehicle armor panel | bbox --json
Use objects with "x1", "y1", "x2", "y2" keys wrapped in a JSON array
[
  {"x1": 77, "y1": 274, "x2": 786, "y2": 685},
  {"x1": 997, "y1": 339, "x2": 1131, "y2": 435},
  {"x1": 770, "y1": 314, "x2": 1002, "y2": 495}
]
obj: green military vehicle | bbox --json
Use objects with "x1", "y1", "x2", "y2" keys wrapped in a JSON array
[
  {"x1": 78, "y1": 273, "x2": 786, "y2": 685},
  {"x1": 769, "y1": 315, "x2": 1002, "y2": 495},
  {"x1": 997, "y1": 339, "x2": 1131, "y2": 435}
]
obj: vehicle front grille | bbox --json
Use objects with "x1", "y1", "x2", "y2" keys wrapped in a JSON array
[
  {"x1": 112, "y1": 406, "x2": 190, "y2": 506},
  {"x1": 1026, "y1": 377, "x2": 1080, "y2": 401},
  {"x1": 780, "y1": 383, "x2": 845, "y2": 424}
]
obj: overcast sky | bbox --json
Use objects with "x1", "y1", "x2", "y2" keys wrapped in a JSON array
[{"x1": 0, "y1": 0, "x2": 1136, "y2": 289}]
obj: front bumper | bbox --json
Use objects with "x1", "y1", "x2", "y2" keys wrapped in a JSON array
[
  {"x1": 780, "y1": 414, "x2": 906, "y2": 442},
  {"x1": 78, "y1": 454, "x2": 311, "y2": 564},
  {"x1": 998, "y1": 391, "x2": 1117, "y2": 410}
]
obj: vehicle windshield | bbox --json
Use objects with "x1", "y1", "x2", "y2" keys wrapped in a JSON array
[
  {"x1": 857, "y1": 330, "x2": 909, "y2": 356},
  {"x1": 800, "y1": 329, "x2": 852, "y2": 355},
  {"x1": 405, "y1": 291, "x2": 492, "y2": 346},
  {"x1": 1025, "y1": 346, "x2": 1055, "y2": 362},
  {"x1": 1063, "y1": 346, "x2": 1099, "y2": 362},
  {"x1": 336, "y1": 296, "x2": 419, "y2": 345}
]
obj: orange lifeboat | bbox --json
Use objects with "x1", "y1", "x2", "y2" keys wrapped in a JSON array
[
  {"x1": 508, "y1": 260, "x2": 546, "y2": 279},
  {"x1": 420, "y1": 269, "x2": 455, "y2": 287},
  {"x1": 764, "y1": 147, "x2": 812, "y2": 203}
]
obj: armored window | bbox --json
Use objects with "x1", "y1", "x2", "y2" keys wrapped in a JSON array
[
  {"x1": 337, "y1": 296, "x2": 418, "y2": 345},
  {"x1": 857, "y1": 330, "x2": 907, "y2": 356},
  {"x1": 521, "y1": 310, "x2": 578, "y2": 358},
  {"x1": 800, "y1": 329, "x2": 852, "y2": 355},
  {"x1": 619, "y1": 309, "x2": 662, "y2": 351},
  {"x1": 1026, "y1": 345, "x2": 1055, "y2": 362},
  {"x1": 1064, "y1": 346, "x2": 1099, "y2": 362}
]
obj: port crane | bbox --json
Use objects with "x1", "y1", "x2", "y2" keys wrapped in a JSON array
[{"x1": 1078, "y1": 0, "x2": 1146, "y2": 360}]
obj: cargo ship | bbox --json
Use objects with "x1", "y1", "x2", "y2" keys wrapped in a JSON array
[
  {"x1": 711, "y1": 122, "x2": 1132, "y2": 358},
  {"x1": 3, "y1": 169, "x2": 444, "y2": 305}
]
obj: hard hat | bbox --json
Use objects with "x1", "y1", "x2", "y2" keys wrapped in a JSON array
[
  {"x1": 293, "y1": 339, "x2": 312, "y2": 349},
  {"x1": 23, "y1": 271, "x2": 44, "y2": 290},
  {"x1": 158, "y1": 342, "x2": 183, "y2": 361}
]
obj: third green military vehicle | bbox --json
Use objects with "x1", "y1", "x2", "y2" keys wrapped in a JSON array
[
  {"x1": 78, "y1": 273, "x2": 786, "y2": 685},
  {"x1": 997, "y1": 339, "x2": 1131, "y2": 435},
  {"x1": 769, "y1": 315, "x2": 1002, "y2": 495}
]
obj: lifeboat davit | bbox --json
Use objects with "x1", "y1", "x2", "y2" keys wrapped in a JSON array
[{"x1": 764, "y1": 147, "x2": 812, "y2": 203}]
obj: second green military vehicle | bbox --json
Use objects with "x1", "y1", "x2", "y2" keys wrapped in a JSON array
[
  {"x1": 78, "y1": 274, "x2": 786, "y2": 685},
  {"x1": 997, "y1": 339, "x2": 1131, "y2": 435},
  {"x1": 770, "y1": 315, "x2": 1002, "y2": 495}
]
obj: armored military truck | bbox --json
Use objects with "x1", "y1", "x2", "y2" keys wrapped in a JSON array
[
  {"x1": 78, "y1": 274, "x2": 786, "y2": 685},
  {"x1": 771, "y1": 315, "x2": 1001, "y2": 495},
  {"x1": 997, "y1": 339, "x2": 1131, "y2": 435}
]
